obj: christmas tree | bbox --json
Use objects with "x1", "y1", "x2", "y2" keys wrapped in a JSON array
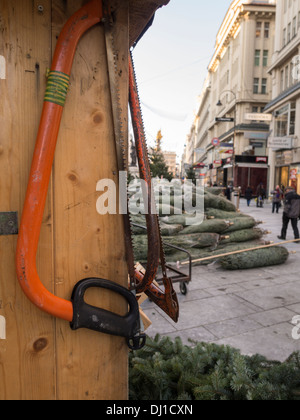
[
  {"x1": 149, "y1": 131, "x2": 173, "y2": 181},
  {"x1": 185, "y1": 166, "x2": 197, "y2": 185},
  {"x1": 129, "y1": 335, "x2": 300, "y2": 400}
]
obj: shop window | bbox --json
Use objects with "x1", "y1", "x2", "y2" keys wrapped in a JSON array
[
  {"x1": 290, "y1": 167, "x2": 299, "y2": 192},
  {"x1": 263, "y1": 50, "x2": 269, "y2": 67},
  {"x1": 250, "y1": 140, "x2": 266, "y2": 157},
  {"x1": 287, "y1": 22, "x2": 291, "y2": 43},
  {"x1": 290, "y1": 102, "x2": 296, "y2": 135},
  {"x1": 256, "y1": 22, "x2": 262, "y2": 38},
  {"x1": 295, "y1": 170, "x2": 300, "y2": 195},
  {"x1": 264, "y1": 22, "x2": 270, "y2": 39},
  {"x1": 261, "y1": 78, "x2": 267, "y2": 94},
  {"x1": 281, "y1": 166, "x2": 289, "y2": 188},
  {"x1": 283, "y1": 28, "x2": 286, "y2": 47},
  {"x1": 275, "y1": 105, "x2": 289, "y2": 137},
  {"x1": 255, "y1": 50, "x2": 260, "y2": 66},
  {"x1": 275, "y1": 103, "x2": 296, "y2": 137},
  {"x1": 280, "y1": 70, "x2": 284, "y2": 92},
  {"x1": 290, "y1": 62, "x2": 294, "y2": 86},
  {"x1": 285, "y1": 65, "x2": 289, "y2": 89},
  {"x1": 293, "y1": 17, "x2": 297, "y2": 38}
]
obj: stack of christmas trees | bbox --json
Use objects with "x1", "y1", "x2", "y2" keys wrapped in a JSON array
[{"x1": 130, "y1": 185, "x2": 289, "y2": 270}]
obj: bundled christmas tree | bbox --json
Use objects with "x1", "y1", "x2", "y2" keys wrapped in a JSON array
[{"x1": 129, "y1": 335, "x2": 300, "y2": 401}]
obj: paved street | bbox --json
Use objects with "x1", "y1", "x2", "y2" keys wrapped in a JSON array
[{"x1": 142, "y1": 198, "x2": 300, "y2": 362}]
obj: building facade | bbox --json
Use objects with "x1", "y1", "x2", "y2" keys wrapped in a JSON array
[
  {"x1": 265, "y1": 0, "x2": 300, "y2": 194},
  {"x1": 184, "y1": 0, "x2": 276, "y2": 195},
  {"x1": 193, "y1": 74, "x2": 212, "y2": 181},
  {"x1": 163, "y1": 150, "x2": 177, "y2": 177}
]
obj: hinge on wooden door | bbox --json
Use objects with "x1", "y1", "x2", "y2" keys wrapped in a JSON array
[{"x1": 0, "y1": 212, "x2": 18, "y2": 236}]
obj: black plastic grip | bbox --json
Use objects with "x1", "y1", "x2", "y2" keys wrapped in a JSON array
[{"x1": 70, "y1": 278, "x2": 146, "y2": 350}]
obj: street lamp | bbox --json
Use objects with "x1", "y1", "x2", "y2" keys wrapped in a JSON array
[{"x1": 216, "y1": 90, "x2": 237, "y2": 188}]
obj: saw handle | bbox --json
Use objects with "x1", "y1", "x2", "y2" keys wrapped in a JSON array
[{"x1": 70, "y1": 278, "x2": 146, "y2": 350}]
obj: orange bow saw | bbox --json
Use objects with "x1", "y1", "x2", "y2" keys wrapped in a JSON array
[{"x1": 16, "y1": 0, "x2": 178, "y2": 349}]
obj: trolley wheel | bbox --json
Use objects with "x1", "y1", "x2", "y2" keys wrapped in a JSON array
[{"x1": 180, "y1": 282, "x2": 188, "y2": 295}]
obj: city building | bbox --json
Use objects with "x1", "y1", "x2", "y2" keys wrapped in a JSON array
[
  {"x1": 185, "y1": 125, "x2": 196, "y2": 166},
  {"x1": 184, "y1": 0, "x2": 276, "y2": 194},
  {"x1": 265, "y1": 0, "x2": 300, "y2": 194},
  {"x1": 193, "y1": 74, "x2": 211, "y2": 184},
  {"x1": 163, "y1": 150, "x2": 177, "y2": 177}
]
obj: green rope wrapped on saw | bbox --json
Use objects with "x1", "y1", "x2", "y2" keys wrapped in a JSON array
[{"x1": 44, "y1": 70, "x2": 70, "y2": 107}]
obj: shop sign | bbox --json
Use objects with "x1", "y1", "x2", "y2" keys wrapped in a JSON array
[
  {"x1": 218, "y1": 145, "x2": 233, "y2": 153},
  {"x1": 268, "y1": 137, "x2": 292, "y2": 149},
  {"x1": 245, "y1": 113, "x2": 272, "y2": 122},
  {"x1": 195, "y1": 148, "x2": 206, "y2": 154},
  {"x1": 219, "y1": 143, "x2": 233, "y2": 148},
  {"x1": 244, "y1": 132, "x2": 269, "y2": 140},
  {"x1": 215, "y1": 117, "x2": 234, "y2": 122},
  {"x1": 250, "y1": 142, "x2": 264, "y2": 148},
  {"x1": 256, "y1": 157, "x2": 267, "y2": 163}
]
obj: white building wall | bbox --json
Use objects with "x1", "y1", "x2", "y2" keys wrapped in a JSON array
[{"x1": 266, "y1": 0, "x2": 300, "y2": 193}]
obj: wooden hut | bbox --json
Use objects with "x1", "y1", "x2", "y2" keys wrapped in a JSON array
[{"x1": 0, "y1": 0, "x2": 169, "y2": 400}]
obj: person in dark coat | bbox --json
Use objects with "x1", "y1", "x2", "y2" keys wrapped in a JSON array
[
  {"x1": 256, "y1": 183, "x2": 266, "y2": 207},
  {"x1": 225, "y1": 184, "x2": 232, "y2": 201},
  {"x1": 278, "y1": 186, "x2": 300, "y2": 241},
  {"x1": 245, "y1": 186, "x2": 253, "y2": 207}
]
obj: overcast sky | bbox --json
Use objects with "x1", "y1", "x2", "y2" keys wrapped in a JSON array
[{"x1": 132, "y1": 0, "x2": 232, "y2": 160}]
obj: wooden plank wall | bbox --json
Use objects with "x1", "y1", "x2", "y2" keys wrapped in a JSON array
[{"x1": 0, "y1": 0, "x2": 129, "y2": 400}]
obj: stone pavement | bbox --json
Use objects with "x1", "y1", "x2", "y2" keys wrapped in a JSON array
[{"x1": 141, "y1": 198, "x2": 300, "y2": 362}]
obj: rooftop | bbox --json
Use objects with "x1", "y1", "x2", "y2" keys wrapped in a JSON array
[{"x1": 129, "y1": 0, "x2": 170, "y2": 47}]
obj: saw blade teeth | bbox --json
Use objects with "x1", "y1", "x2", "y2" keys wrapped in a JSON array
[
  {"x1": 129, "y1": 51, "x2": 169, "y2": 271},
  {"x1": 104, "y1": 10, "x2": 135, "y2": 279}
]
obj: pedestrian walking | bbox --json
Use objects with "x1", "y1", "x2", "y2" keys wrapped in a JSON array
[
  {"x1": 225, "y1": 184, "x2": 232, "y2": 201},
  {"x1": 256, "y1": 183, "x2": 266, "y2": 208},
  {"x1": 278, "y1": 186, "x2": 300, "y2": 242},
  {"x1": 271, "y1": 185, "x2": 283, "y2": 214},
  {"x1": 245, "y1": 186, "x2": 253, "y2": 207}
]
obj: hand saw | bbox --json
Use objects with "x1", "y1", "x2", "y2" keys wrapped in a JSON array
[
  {"x1": 128, "y1": 51, "x2": 179, "y2": 323},
  {"x1": 103, "y1": 0, "x2": 179, "y2": 323},
  {"x1": 15, "y1": 0, "x2": 146, "y2": 351}
]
